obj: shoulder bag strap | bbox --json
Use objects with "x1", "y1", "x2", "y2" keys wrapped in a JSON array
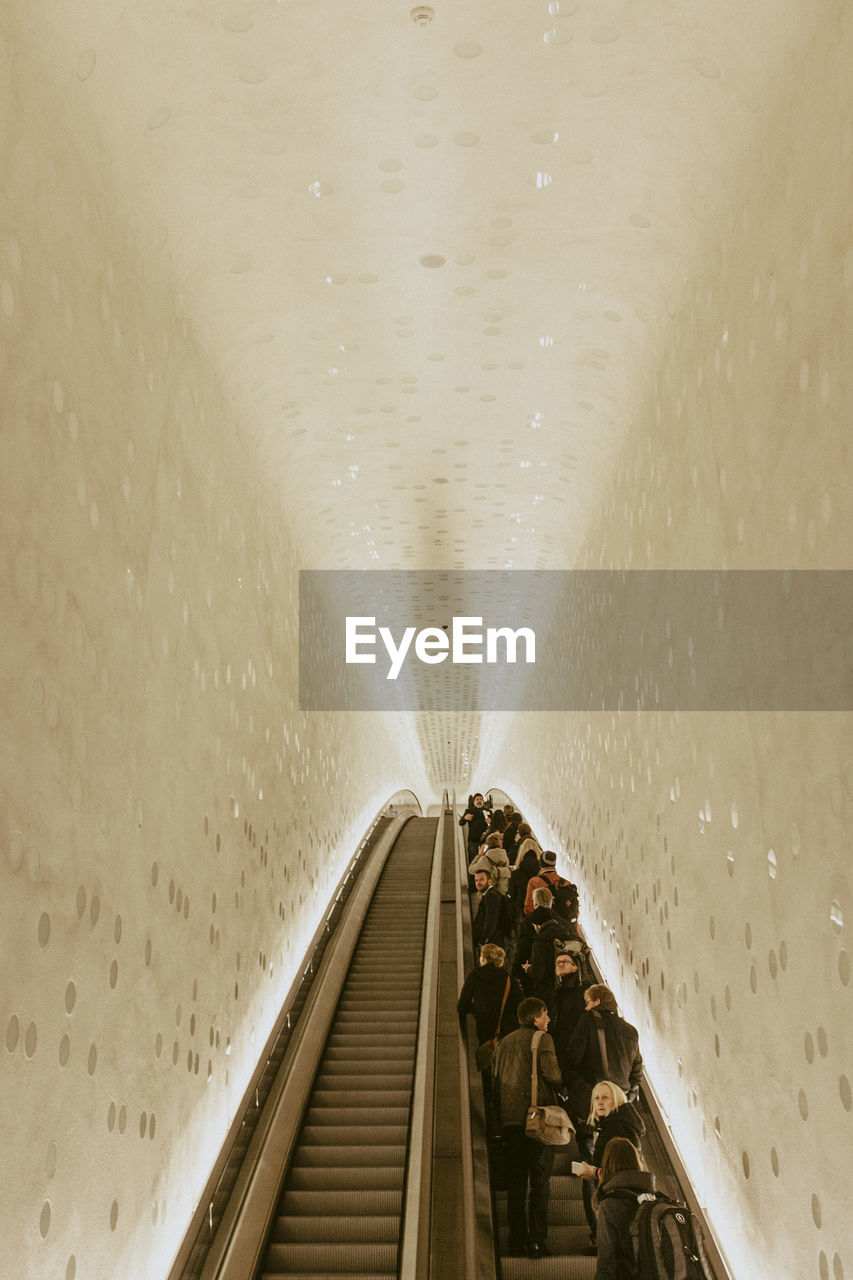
[
  {"x1": 530, "y1": 1028, "x2": 543, "y2": 1107},
  {"x1": 494, "y1": 978, "x2": 511, "y2": 1038},
  {"x1": 594, "y1": 1011, "x2": 611, "y2": 1079}
]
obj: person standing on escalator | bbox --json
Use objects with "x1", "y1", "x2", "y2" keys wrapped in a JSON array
[
  {"x1": 492, "y1": 997, "x2": 563, "y2": 1259},
  {"x1": 472, "y1": 868, "x2": 507, "y2": 954},
  {"x1": 459, "y1": 792, "x2": 490, "y2": 864},
  {"x1": 563, "y1": 984, "x2": 644, "y2": 1110}
]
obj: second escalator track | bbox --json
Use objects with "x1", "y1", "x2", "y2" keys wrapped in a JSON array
[{"x1": 257, "y1": 816, "x2": 437, "y2": 1280}]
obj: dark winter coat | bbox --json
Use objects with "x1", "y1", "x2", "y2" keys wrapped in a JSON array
[
  {"x1": 492, "y1": 1025, "x2": 562, "y2": 1128},
  {"x1": 509, "y1": 848, "x2": 540, "y2": 914},
  {"x1": 576, "y1": 1101, "x2": 645, "y2": 1169},
  {"x1": 510, "y1": 913, "x2": 537, "y2": 991},
  {"x1": 593, "y1": 1168, "x2": 657, "y2": 1279},
  {"x1": 456, "y1": 964, "x2": 523, "y2": 1045},
  {"x1": 472, "y1": 885, "x2": 505, "y2": 947},
  {"x1": 564, "y1": 1008, "x2": 644, "y2": 1101},
  {"x1": 527, "y1": 915, "x2": 574, "y2": 1002},
  {"x1": 460, "y1": 804, "x2": 489, "y2": 848},
  {"x1": 549, "y1": 972, "x2": 591, "y2": 1068}
]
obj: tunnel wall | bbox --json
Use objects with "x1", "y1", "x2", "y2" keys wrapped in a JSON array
[
  {"x1": 0, "y1": 24, "x2": 424, "y2": 1279},
  {"x1": 494, "y1": 10, "x2": 852, "y2": 1280}
]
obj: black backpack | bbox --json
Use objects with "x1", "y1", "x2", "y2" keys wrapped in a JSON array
[
  {"x1": 606, "y1": 1189, "x2": 714, "y2": 1280},
  {"x1": 540, "y1": 870, "x2": 579, "y2": 923}
]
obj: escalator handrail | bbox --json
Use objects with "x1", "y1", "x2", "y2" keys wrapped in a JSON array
[
  {"x1": 453, "y1": 790, "x2": 500, "y2": 1280},
  {"x1": 398, "y1": 801, "x2": 446, "y2": 1279}
]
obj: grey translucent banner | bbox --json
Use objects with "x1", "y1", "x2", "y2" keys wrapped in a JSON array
[{"x1": 298, "y1": 571, "x2": 853, "y2": 711}]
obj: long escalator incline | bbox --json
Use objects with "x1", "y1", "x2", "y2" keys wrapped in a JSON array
[{"x1": 258, "y1": 816, "x2": 437, "y2": 1280}]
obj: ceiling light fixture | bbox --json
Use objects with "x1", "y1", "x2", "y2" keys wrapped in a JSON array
[{"x1": 410, "y1": 6, "x2": 435, "y2": 25}]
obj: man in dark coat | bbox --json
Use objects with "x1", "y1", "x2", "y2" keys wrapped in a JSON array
[
  {"x1": 563, "y1": 984, "x2": 644, "y2": 1104},
  {"x1": 492, "y1": 997, "x2": 563, "y2": 1259},
  {"x1": 511, "y1": 887, "x2": 553, "y2": 994},
  {"x1": 459, "y1": 793, "x2": 490, "y2": 862},
  {"x1": 548, "y1": 950, "x2": 591, "y2": 1080},
  {"x1": 472, "y1": 868, "x2": 506, "y2": 951}
]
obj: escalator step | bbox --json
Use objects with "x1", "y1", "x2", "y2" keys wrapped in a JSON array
[
  {"x1": 325, "y1": 1032, "x2": 415, "y2": 1047},
  {"x1": 311, "y1": 1089, "x2": 411, "y2": 1108},
  {"x1": 281, "y1": 1190, "x2": 402, "y2": 1217},
  {"x1": 336, "y1": 998, "x2": 418, "y2": 1010},
  {"x1": 263, "y1": 1242, "x2": 397, "y2": 1272},
  {"x1": 347, "y1": 963, "x2": 422, "y2": 973},
  {"x1": 323, "y1": 1045, "x2": 414, "y2": 1061},
  {"x1": 270, "y1": 1214, "x2": 399, "y2": 1243},
  {"x1": 287, "y1": 1166, "x2": 404, "y2": 1191},
  {"x1": 299, "y1": 1125, "x2": 408, "y2": 1146},
  {"x1": 260, "y1": 1273, "x2": 392, "y2": 1280},
  {"x1": 312, "y1": 1072, "x2": 413, "y2": 1091},
  {"x1": 331, "y1": 1015, "x2": 417, "y2": 1031},
  {"x1": 291, "y1": 1145, "x2": 405, "y2": 1167},
  {"x1": 500, "y1": 1259, "x2": 597, "y2": 1279},
  {"x1": 303, "y1": 1107, "x2": 410, "y2": 1127}
]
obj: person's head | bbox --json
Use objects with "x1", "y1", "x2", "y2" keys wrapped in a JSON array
[
  {"x1": 473, "y1": 869, "x2": 490, "y2": 894},
  {"x1": 484, "y1": 832, "x2": 503, "y2": 849},
  {"x1": 503, "y1": 804, "x2": 515, "y2": 819},
  {"x1": 554, "y1": 951, "x2": 578, "y2": 980},
  {"x1": 531, "y1": 887, "x2": 554, "y2": 910},
  {"x1": 514, "y1": 998, "x2": 540, "y2": 1029},
  {"x1": 488, "y1": 809, "x2": 507, "y2": 833},
  {"x1": 539, "y1": 849, "x2": 557, "y2": 869},
  {"x1": 479, "y1": 943, "x2": 506, "y2": 968},
  {"x1": 584, "y1": 984, "x2": 618, "y2": 1014},
  {"x1": 472, "y1": 793, "x2": 484, "y2": 807},
  {"x1": 517, "y1": 822, "x2": 532, "y2": 839},
  {"x1": 587, "y1": 1080, "x2": 628, "y2": 1124},
  {"x1": 518, "y1": 996, "x2": 549, "y2": 1029},
  {"x1": 599, "y1": 1136, "x2": 643, "y2": 1182}
]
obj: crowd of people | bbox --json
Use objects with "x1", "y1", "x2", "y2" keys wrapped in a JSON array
[{"x1": 456, "y1": 793, "x2": 648, "y2": 1274}]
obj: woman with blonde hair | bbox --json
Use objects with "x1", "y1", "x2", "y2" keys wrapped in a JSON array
[{"x1": 574, "y1": 1080, "x2": 645, "y2": 1253}]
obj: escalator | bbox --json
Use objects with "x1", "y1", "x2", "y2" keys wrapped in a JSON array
[
  {"x1": 258, "y1": 817, "x2": 435, "y2": 1279},
  {"x1": 181, "y1": 796, "x2": 727, "y2": 1280}
]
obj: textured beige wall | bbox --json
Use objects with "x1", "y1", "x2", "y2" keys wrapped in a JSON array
[
  {"x1": 496, "y1": 10, "x2": 852, "y2": 1279},
  {"x1": 0, "y1": 28, "x2": 424, "y2": 1280}
]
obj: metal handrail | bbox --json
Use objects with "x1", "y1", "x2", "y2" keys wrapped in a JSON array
[
  {"x1": 453, "y1": 789, "x2": 499, "y2": 1280},
  {"x1": 399, "y1": 800, "x2": 446, "y2": 1279}
]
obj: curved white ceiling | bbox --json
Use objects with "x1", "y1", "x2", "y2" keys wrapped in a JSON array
[
  {"x1": 26, "y1": 0, "x2": 812, "y2": 571},
  {"x1": 12, "y1": 0, "x2": 825, "y2": 788}
]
